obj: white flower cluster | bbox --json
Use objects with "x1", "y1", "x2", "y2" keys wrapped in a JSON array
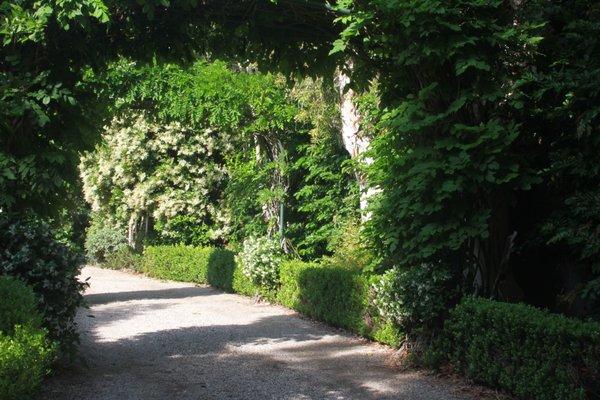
[
  {"x1": 370, "y1": 264, "x2": 454, "y2": 331},
  {"x1": 237, "y1": 236, "x2": 283, "y2": 289},
  {"x1": 80, "y1": 112, "x2": 232, "y2": 239},
  {"x1": 370, "y1": 268, "x2": 408, "y2": 326}
]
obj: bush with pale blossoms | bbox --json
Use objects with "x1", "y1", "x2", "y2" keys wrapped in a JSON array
[
  {"x1": 237, "y1": 236, "x2": 284, "y2": 289},
  {"x1": 370, "y1": 263, "x2": 457, "y2": 334}
]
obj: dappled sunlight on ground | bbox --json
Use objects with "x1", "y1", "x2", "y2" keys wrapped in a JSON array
[{"x1": 42, "y1": 266, "x2": 473, "y2": 400}]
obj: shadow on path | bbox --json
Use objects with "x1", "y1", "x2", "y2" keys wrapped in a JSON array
[
  {"x1": 43, "y1": 270, "x2": 468, "y2": 400},
  {"x1": 85, "y1": 286, "x2": 218, "y2": 305}
]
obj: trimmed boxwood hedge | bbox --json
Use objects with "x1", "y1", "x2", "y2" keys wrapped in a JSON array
[
  {"x1": 442, "y1": 297, "x2": 600, "y2": 400},
  {"x1": 141, "y1": 245, "x2": 235, "y2": 292},
  {"x1": 140, "y1": 245, "x2": 598, "y2": 400},
  {"x1": 277, "y1": 260, "x2": 369, "y2": 333}
]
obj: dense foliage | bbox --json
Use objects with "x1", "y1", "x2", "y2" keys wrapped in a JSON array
[
  {"x1": 84, "y1": 221, "x2": 128, "y2": 263},
  {"x1": 0, "y1": 276, "x2": 56, "y2": 400},
  {"x1": 82, "y1": 60, "x2": 359, "y2": 260},
  {"x1": 80, "y1": 110, "x2": 231, "y2": 246},
  {"x1": 0, "y1": 0, "x2": 337, "y2": 222},
  {"x1": 371, "y1": 264, "x2": 458, "y2": 336},
  {"x1": 0, "y1": 218, "x2": 85, "y2": 352},
  {"x1": 288, "y1": 78, "x2": 359, "y2": 258},
  {"x1": 81, "y1": 61, "x2": 301, "y2": 246},
  {"x1": 2, "y1": 0, "x2": 599, "y2": 398},
  {"x1": 335, "y1": 0, "x2": 600, "y2": 318},
  {"x1": 441, "y1": 297, "x2": 600, "y2": 400},
  {"x1": 337, "y1": 0, "x2": 541, "y2": 291},
  {"x1": 0, "y1": 276, "x2": 42, "y2": 335},
  {"x1": 0, "y1": 325, "x2": 55, "y2": 400}
]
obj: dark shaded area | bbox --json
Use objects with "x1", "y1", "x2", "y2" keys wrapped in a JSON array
[
  {"x1": 206, "y1": 249, "x2": 236, "y2": 292},
  {"x1": 84, "y1": 286, "x2": 218, "y2": 305}
]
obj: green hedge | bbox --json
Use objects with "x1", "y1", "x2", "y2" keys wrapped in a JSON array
[
  {"x1": 0, "y1": 276, "x2": 42, "y2": 335},
  {"x1": 277, "y1": 260, "x2": 368, "y2": 333},
  {"x1": 141, "y1": 245, "x2": 235, "y2": 292},
  {"x1": 0, "y1": 276, "x2": 56, "y2": 400},
  {"x1": 277, "y1": 260, "x2": 401, "y2": 346},
  {"x1": 442, "y1": 297, "x2": 600, "y2": 400}
]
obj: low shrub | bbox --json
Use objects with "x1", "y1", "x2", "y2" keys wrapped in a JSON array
[
  {"x1": 0, "y1": 325, "x2": 56, "y2": 400},
  {"x1": 369, "y1": 320, "x2": 403, "y2": 348},
  {"x1": 141, "y1": 245, "x2": 236, "y2": 291},
  {"x1": 371, "y1": 264, "x2": 458, "y2": 336},
  {"x1": 84, "y1": 222, "x2": 128, "y2": 263},
  {"x1": 277, "y1": 260, "x2": 403, "y2": 344},
  {"x1": 441, "y1": 297, "x2": 600, "y2": 400},
  {"x1": 278, "y1": 260, "x2": 369, "y2": 333},
  {"x1": 141, "y1": 245, "x2": 213, "y2": 283},
  {"x1": 205, "y1": 249, "x2": 236, "y2": 292},
  {"x1": 104, "y1": 247, "x2": 142, "y2": 271},
  {"x1": 0, "y1": 218, "x2": 85, "y2": 352},
  {"x1": 0, "y1": 276, "x2": 42, "y2": 335},
  {"x1": 237, "y1": 236, "x2": 283, "y2": 290}
]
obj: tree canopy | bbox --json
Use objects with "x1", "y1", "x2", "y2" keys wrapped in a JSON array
[{"x1": 2, "y1": 0, "x2": 599, "y2": 317}]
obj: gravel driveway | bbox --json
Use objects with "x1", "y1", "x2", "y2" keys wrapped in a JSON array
[{"x1": 42, "y1": 266, "x2": 473, "y2": 400}]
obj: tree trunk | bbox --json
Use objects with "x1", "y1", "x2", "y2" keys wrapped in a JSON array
[
  {"x1": 127, "y1": 212, "x2": 147, "y2": 252},
  {"x1": 335, "y1": 64, "x2": 376, "y2": 220}
]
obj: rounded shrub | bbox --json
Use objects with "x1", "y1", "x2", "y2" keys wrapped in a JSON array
[
  {"x1": 0, "y1": 276, "x2": 42, "y2": 335},
  {"x1": 85, "y1": 222, "x2": 128, "y2": 263},
  {"x1": 237, "y1": 236, "x2": 283, "y2": 290},
  {"x1": 0, "y1": 217, "x2": 85, "y2": 351},
  {"x1": 371, "y1": 263, "x2": 458, "y2": 335}
]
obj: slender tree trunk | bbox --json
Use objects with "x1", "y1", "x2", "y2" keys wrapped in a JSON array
[
  {"x1": 127, "y1": 212, "x2": 147, "y2": 252},
  {"x1": 335, "y1": 63, "x2": 376, "y2": 220}
]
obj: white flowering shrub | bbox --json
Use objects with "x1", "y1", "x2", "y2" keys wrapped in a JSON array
[
  {"x1": 371, "y1": 264, "x2": 457, "y2": 334},
  {"x1": 237, "y1": 236, "x2": 283, "y2": 289},
  {"x1": 80, "y1": 112, "x2": 230, "y2": 243}
]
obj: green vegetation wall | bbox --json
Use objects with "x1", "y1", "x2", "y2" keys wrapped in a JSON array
[
  {"x1": 335, "y1": 0, "x2": 600, "y2": 317},
  {"x1": 81, "y1": 61, "x2": 359, "y2": 259}
]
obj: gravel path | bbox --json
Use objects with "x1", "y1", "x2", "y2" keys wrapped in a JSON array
[{"x1": 43, "y1": 266, "x2": 474, "y2": 400}]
